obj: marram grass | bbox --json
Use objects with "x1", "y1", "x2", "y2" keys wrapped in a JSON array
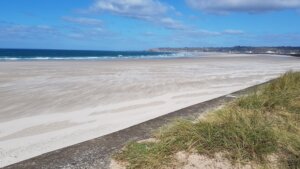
[{"x1": 114, "y1": 71, "x2": 300, "y2": 169}]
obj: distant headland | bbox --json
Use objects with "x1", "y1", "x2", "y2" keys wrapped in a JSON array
[{"x1": 149, "y1": 46, "x2": 300, "y2": 56}]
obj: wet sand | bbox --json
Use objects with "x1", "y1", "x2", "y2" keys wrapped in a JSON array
[{"x1": 0, "y1": 53, "x2": 300, "y2": 167}]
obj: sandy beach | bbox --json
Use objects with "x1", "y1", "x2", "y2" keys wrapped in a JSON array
[{"x1": 0, "y1": 53, "x2": 300, "y2": 167}]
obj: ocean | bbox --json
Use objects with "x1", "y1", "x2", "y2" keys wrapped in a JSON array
[{"x1": 0, "y1": 49, "x2": 184, "y2": 61}]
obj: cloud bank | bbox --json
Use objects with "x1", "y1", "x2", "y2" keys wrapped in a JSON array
[{"x1": 186, "y1": 0, "x2": 300, "y2": 13}]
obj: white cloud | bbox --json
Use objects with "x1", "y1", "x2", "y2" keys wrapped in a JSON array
[
  {"x1": 62, "y1": 17, "x2": 102, "y2": 26},
  {"x1": 186, "y1": 0, "x2": 300, "y2": 13},
  {"x1": 92, "y1": 0, "x2": 169, "y2": 19},
  {"x1": 156, "y1": 17, "x2": 187, "y2": 30},
  {"x1": 66, "y1": 26, "x2": 117, "y2": 40},
  {"x1": 90, "y1": 0, "x2": 186, "y2": 30},
  {"x1": 0, "y1": 23, "x2": 60, "y2": 39},
  {"x1": 223, "y1": 29, "x2": 244, "y2": 35},
  {"x1": 182, "y1": 29, "x2": 245, "y2": 36}
]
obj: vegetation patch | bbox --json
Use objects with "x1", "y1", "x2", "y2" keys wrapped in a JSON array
[{"x1": 114, "y1": 71, "x2": 300, "y2": 169}]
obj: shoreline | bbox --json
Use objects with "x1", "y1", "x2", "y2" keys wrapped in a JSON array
[
  {"x1": 1, "y1": 54, "x2": 300, "y2": 167},
  {"x1": 1, "y1": 52, "x2": 297, "y2": 62}
]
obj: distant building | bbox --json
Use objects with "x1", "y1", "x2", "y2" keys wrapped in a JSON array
[{"x1": 266, "y1": 51, "x2": 275, "y2": 54}]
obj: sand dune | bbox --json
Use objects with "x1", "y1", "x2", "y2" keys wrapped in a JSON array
[{"x1": 0, "y1": 53, "x2": 300, "y2": 167}]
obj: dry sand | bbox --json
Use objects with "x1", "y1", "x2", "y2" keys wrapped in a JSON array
[{"x1": 0, "y1": 53, "x2": 299, "y2": 167}]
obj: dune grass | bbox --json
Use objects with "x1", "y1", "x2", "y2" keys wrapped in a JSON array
[{"x1": 114, "y1": 71, "x2": 300, "y2": 169}]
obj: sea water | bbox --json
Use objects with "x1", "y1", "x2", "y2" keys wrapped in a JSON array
[{"x1": 0, "y1": 49, "x2": 191, "y2": 61}]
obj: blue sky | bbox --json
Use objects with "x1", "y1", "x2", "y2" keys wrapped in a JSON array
[{"x1": 0, "y1": 0, "x2": 300, "y2": 50}]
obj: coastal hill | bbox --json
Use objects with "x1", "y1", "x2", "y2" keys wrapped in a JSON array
[{"x1": 149, "y1": 46, "x2": 300, "y2": 56}]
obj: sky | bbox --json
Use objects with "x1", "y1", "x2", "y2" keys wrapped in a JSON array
[{"x1": 0, "y1": 0, "x2": 300, "y2": 50}]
